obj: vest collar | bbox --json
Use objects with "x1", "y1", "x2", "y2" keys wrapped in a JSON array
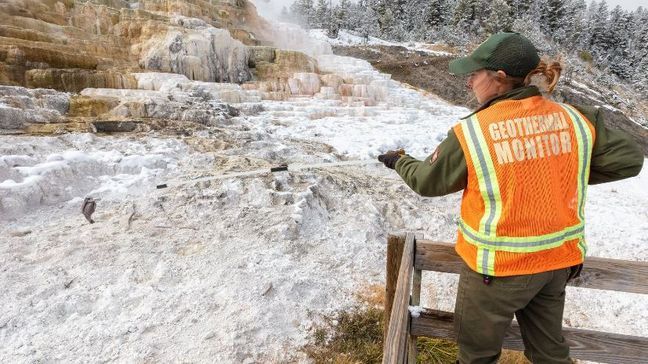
[{"x1": 461, "y1": 86, "x2": 542, "y2": 119}]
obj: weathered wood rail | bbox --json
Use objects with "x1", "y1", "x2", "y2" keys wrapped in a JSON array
[{"x1": 382, "y1": 233, "x2": 648, "y2": 364}]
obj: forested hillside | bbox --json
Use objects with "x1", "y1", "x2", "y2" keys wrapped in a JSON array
[{"x1": 283, "y1": 0, "x2": 648, "y2": 96}]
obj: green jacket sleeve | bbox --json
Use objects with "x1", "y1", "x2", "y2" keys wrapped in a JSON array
[
  {"x1": 572, "y1": 105, "x2": 644, "y2": 184},
  {"x1": 394, "y1": 129, "x2": 467, "y2": 197}
]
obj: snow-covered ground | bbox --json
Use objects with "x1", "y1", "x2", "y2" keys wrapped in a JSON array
[
  {"x1": 1, "y1": 54, "x2": 647, "y2": 363},
  {"x1": 309, "y1": 28, "x2": 454, "y2": 56}
]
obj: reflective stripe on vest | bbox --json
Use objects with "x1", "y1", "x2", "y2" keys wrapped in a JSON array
[
  {"x1": 461, "y1": 115, "x2": 503, "y2": 236},
  {"x1": 458, "y1": 104, "x2": 594, "y2": 274},
  {"x1": 459, "y1": 220, "x2": 584, "y2": 253},
  {"x1": 459, "y1": 115, "x2": 501, "y2": 275},
  {"x1": 560, "y1": 103, "x2": 594, "y2": 257}
]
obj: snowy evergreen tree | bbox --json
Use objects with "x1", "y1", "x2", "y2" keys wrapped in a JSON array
[
  {"x1": 588, "y1": 0, "x2": 611, "y2": 63},
  {"x1": 543, "y1": 0, "x2": 567, "y2": 43},
  {"x1": 382, "y1": 7, "x2": 408, "y2": 40},
  {"x1": 313, "y1": 0, "x2": 330, "y2": 29},
  {"x1": 528, "y1": 0, "x2": 548, "y2": 23},
  {"x1": 629, "y1": 8, "x2": 648, "y2": 65},
  {"x1": 402, "y1": 0, "x2": 423, "y2": 35},
  {"x1": 390, "y1": 0, "x2": 408, "y2": 24},
  {"x1": 356, "y1": 1, "x2": 380, "y2": 42},
  {"x1": 346, "y1": 1, "x2": 366, "y2": 32},
  {"x1": 579, "y1": 0, "x2": 600, "y2": 53},
  {"x1": 427, "y1": 0, "x2": 452, "y2": 29},
  {"x1": 507, "y1": 0, "x2": 534, "y2": 18},
  {"x1": 631, "y1": 8, "x2": 648, "y2": 91},
  {"x1": 564, "y1": 0, "x2": 588, "y2": 48},
  {"x1": 368, "y1": 0, "x2": 406, "y2": 40},
  {"x1": 607, "y1": 6, "x2": 632, "y2": 79},
  {"x1": 511, "y1": 15, "x2": 551, "y2": 53},
  {"x1": 289, "y1": 0, "x2": 315, "y2": 28},
  {"x1": 485, "y1": 0, "x2": 512, "y2": 34},
  {"x1": 337, "y1": 0, "x2": 352, "y2": 30},
  {"x1": 369, "y1": 0, "x2": 389, "y2": 33},
  {"x1": 453, "y1": 0, "x2": 483, "y2": 35},
  {"x1": 419, "y1": 0, "x2": 453, "y2": 40}
]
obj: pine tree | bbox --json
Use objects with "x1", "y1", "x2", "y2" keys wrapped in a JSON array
[
  {"x1": 608, "y1": 5, "x2": 632, "y2": 79},
  {"x1": 369, "y1": 0, "x2": 406, "y2": 40},
  {"x1": 543, "y1": 0, "x2": 567, "y2": 43},
  {"x1": 370, "y1": 0, "x2": 389, "y2": 33},
  {"x1": 528, "y1": 0, "x2": 548, "y2": 24},
  {"x1": 631, "y1": 8, "x2": 648, "y2": 91},
  {"x1": 402, "y1": 0, "x2": 423, "y2": 35},
  {"x1": 564, "y1": 0, "x2": 588, "y2": 48},
  {"x1": 289, "y1": 0, "x2": 315, "y2": 28},
  {"x1": 589, "y1": 0, "x2": 611, "y2": 63},
  {"x1": 514, "y1": 23, "x2": 547, "y2": 51},
  {"x1": 382, "y1": 7, "x2": 407, "y2": 40},
  {"x1": 425, "y1": 0, "x2": 451, "y2": 29},
  {"x1": 314, "y1": 0, "x2": 329, "y2": 29},
  {"x1": 504, "y1": 0, "x2": 516, "y2": 17},
  {"x1": 356, "y1": 3, "x2": 380, "y2": 42},
  {"x1": 485, "y1": 0, "x2": 512, "y2": 34},
  {"x1": 337, "y1": 0, "x2": 352, "y2": 30},
  {"x1": 453, "y1": 0, "x2": 481, "y2": 35},
  {"x1": 579, "y1": 0, "x2": 599, "y2": 52},
  {"x1": 508, "y1": 0, "x2": 534, "y2": 18},
  {"x1": 346, "y1": 1, "x2": 364, "y2": 32},
  {"x1": 629, "y1": 8, "x2": 648, "y2": 66},
  {"x1": 389, "y1": 0, "x2": 408, "y2": 24}
]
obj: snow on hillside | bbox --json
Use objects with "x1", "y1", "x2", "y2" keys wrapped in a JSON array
[
  {"x1": 309, "y1": 29, "x2": 453, "y2": 56},
  {"x1": 1, "y1": 54, "x2": 647, "y2": 363}
]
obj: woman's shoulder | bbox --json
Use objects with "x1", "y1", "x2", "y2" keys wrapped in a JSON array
[{"x1": 565, "y1": 103, "x2": 601, "y2": 127}]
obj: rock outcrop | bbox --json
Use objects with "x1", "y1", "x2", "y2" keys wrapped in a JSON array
[
  {"x1": 0, "y1": 0, "x2": 275, "y2": 91},
  {"x1": 137, "y1": 22, "x2": 251, "y2": 83},
  {"x1": 0, "y1": 1, "x2": 395, "y2": 133},
  {"x1": 0, "y1": 86, "x2": 69, "y2": 130},
  {"x1": 79, "y1": 86, "x2": 241, "y2": 126}
]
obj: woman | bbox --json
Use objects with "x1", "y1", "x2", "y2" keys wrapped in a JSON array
[{"x1": 378, "y1": 32, "x2": 643, "y2": 363}]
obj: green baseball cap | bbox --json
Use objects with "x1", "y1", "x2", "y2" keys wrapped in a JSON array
[{"x1": 448, "y1": 32, "x2": 540, "y2": 77}]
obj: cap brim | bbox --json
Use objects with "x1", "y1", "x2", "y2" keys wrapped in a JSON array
[{"x1": 448, "y1": 56, "x2": 483, "y2": 75}]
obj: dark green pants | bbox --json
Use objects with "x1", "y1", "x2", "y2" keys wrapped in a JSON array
[{"x1": 454, "y1": 263, "x2": 572, "y2": 364}]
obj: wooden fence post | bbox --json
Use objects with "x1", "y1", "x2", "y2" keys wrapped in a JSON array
[
  {"x1": 383, "y1": 233, "x2": 416, "y2": 364},
  {"x1": 384, "y1": 234, "x2": 406, "y2": 342}
]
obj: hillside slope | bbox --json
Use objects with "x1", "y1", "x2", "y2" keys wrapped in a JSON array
[{"x1": 333, "y1": 45, "x2": 648, "y2": 156}]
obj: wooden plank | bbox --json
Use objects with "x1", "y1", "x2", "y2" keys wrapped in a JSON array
[
  {"x1": 384, "y1": 235, "x2": 406, "y2": 342},
  {"x1": 414, "y1": 240, "x2": 648, "y2": 295},
  {"x1": 411, "y1": 309, "x2": 648, "y2": 364},
  {"x1": 408, "y1": 269, "x2": 422, "y2": 364},
  {"x1": 569, "y1": 256, "x2": 648, "y2": 295},
  {"x1": 383, "y1": 233, "x2": 415, "y2": 364},
  {"x1": 410, "y1": 309, "x2": 456, "y2": 340},
  {"x1": 414, "y1": 241, "x2": 461, "y2": 273}
]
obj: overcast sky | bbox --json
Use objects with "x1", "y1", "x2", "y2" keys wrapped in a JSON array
[{"x1": 605, "y1": 0, "x2": 645, "y2": 12}]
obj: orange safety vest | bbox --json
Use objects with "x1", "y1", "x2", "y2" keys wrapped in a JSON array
[{"x1": 453, "y1": 96, "x2": 596, "y2": 276}]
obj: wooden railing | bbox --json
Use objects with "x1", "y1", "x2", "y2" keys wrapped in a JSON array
[{"x1": 382, "y1": 233, "x2": 648, "y2": 364}]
